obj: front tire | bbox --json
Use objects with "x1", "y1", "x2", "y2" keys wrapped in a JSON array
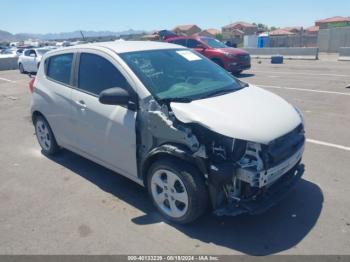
[
  {"x1": 147, "y1": 158, "x2": 209, "y2": 224},
  {"x1": 34, "y1": 115, "x2": 59, "y2": 155}
]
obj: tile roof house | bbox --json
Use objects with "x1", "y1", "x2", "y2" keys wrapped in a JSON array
[
  {"x1": 315, "y1": 16, "x2": 350, "y2": 29},
  {"x1": 306, "y1": 25, "x2": 320, "y2": 34},
  {"x1": 198, "y1": 28, "x2": 221, "y2": 38},
  {"x1": 172, "y1": 24, "x2": 202, "y2": 36},
  {"x1": 269, "y1": 29, "x2": 296, "y2": 36},
  {"x1": 222, "y1": 21, "x2": 258, "y2": 35},
  {"x1": 282, "y1": 26, "x2": 303, "y2": 34}
]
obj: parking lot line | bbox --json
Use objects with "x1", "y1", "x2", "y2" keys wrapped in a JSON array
[
  {"x1": 252, "y1": 70, "x2": 350, "y2": 78},
  {"x1": 307, "y1": 139, "x2": 350, "y2": 152},
  {"x1": 0, "y1": 77, "x2": 16, "y2": 83},
  {"x1": 259, "y1": 84, "x2": 350, "y2": 96}
]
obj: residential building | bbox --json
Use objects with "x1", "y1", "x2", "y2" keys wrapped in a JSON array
[
  {"x1": 172, "y1": 24, "x2": 201, "y2": 36},
  {"x1": 222, "y1": 21, "x2": 258, "y2": 35},
  {"x1": 282, "y1": 27, "x2": 303, "y2": 34},
  {"x1": 269, "y1": 29, "x2": 296, "y2": 36},
  {"x1": 198, "y1": 28, "x2": 221, "y2": 38},
  {"x1": 306, "y1": 26, "x2": 320, "y2": 35},
  {"x1": 315, "y1": 16, "x2": 350, "y2": 29}
]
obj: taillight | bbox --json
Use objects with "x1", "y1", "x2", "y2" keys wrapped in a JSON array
[{"x1": 29, "y1": 77, "x2": 35, "y2": 93}]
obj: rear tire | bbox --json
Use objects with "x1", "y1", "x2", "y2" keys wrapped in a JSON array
[
  {"x1": 19, "y1": 63, "x2": 25, "y2": 74},
  {"x1": 34, "y1": 115, "x2": 59, "y2": 155},
  {"x1": 147, "y1": 158, "x2": 209, "y2": 224}
]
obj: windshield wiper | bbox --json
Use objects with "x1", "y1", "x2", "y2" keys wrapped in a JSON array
[
  {"x1": 197, "y1": 88, "x2": 235, "y2": 99},
  {"x1": 158, "y1": 97, "x2": 193, "y2": 103}
]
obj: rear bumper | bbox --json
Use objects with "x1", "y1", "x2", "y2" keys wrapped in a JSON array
[{"x1": 214, "y1": 163, "x2": 305, "y2": 216}]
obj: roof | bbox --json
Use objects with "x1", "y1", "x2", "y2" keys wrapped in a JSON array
[
  {"x1": 202, "y1": 28, "x2": 221, "y2": 35},
  {"x1": 55, "y1": 41, "x2": 182, "y2": 54},
  {"x1": 269, "y1": 29, "x2": 296, "y2": 36},
  {"x1": 173, "y1": 24, "x2": 200, "y2": 31},
  {"x1": 306, "y1": 25, "x2": 320, "y2": 32},
  {"x1": 223, "y1": 21, "x2": 257, "y2": 29},
  {"x1": 229, "y1": 28, "x2": 244, "y2": 34},
  {"x1": 316, "y1": 16, "x2": 350, "y2": 24},
  {"x1": 282, "y1": 26, "x2": 303, "y2": 32}
]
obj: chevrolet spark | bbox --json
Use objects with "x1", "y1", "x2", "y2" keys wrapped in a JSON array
[{"x1": 31, "y1": 41, "x2": 305, "y2": 224}]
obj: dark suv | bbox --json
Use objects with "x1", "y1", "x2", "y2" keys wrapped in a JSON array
[{"x1": 167, "y1": 36, "x2": 251, "y2": 74}]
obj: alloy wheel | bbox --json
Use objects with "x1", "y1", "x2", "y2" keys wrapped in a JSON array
[
  {"x1": 35, "y1": 120, "x2": 51, "y2": 151},
  {"x1": 151, "y1": 169, "x2": 189, "y2": 218}
]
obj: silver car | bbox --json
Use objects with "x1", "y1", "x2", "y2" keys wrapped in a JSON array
[{"x1": 31, "y1": 41, "x2": 305, "y2": 224}]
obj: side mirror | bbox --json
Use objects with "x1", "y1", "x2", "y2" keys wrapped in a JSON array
[
  {"x1": 29, "y1": 53, "x2": 36, "y2": 57},
  {"x1": 99, "y1": 87, "x2": 131, "y2": 106}
]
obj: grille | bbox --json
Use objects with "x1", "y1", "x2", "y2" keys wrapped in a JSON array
[
  {"x1": 261, "y1": 124, "x2": 305, "y2": 168},
  {"x1": 239, "y1": 54, "x2": 251, "y2": 62}
]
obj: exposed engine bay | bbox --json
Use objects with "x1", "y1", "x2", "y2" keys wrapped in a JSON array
[{"x1": 136, "y1": 97, "x2": 305, "y2": 216}]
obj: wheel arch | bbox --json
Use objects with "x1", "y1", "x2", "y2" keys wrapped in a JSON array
[
  {"x1": 32, "y1": 110, "x2": 56, "y2": 137},
  {"x1": 141, "y1": 144, "x2": 206, "y2": 188},
  {"x1": 32, "y1": 110, "x2": 46, "y2": 124}
]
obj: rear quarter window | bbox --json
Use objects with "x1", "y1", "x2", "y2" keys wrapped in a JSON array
[{"x1": 46, "y1": 53, "x2": 73, "y2": 85}]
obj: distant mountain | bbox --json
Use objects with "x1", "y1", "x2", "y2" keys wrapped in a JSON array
[
  {"x1": 0, "y1": 30, "x2": 15, "y2": 41},
  {"x1": 0, "y1": 29, "x2": 145, "y2": 42}
]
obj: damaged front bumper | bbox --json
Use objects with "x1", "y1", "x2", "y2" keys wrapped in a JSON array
[{"x1": 214, "y1": 163, "x2": 304, "y2": 216}]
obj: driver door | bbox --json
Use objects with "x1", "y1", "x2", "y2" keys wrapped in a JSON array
[
  {"x1": 27, "y1": 49, "x2": 38, "y2": 72},
  {"x1": 187, "y1": 39, "x2": 206, "y2": 55},
  {"x1": 70, "y1": 51, "x2": 138, "y2": 177}
]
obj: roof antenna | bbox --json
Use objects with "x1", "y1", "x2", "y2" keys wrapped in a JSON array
[{"x1": 80, "y1": 31, "x2": 86, "y2": 41}]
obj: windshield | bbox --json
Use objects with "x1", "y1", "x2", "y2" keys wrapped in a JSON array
[
  {"x1": 201, "y1": 38, "x2": 227, "y2": 48},
  {"x1": 36, "y1": 49, "x2": 50, "y2": 55},
  {"x1": 120, "y1": 49, "x2": 244, "y2": 102}
]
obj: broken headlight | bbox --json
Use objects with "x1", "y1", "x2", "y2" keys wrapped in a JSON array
[{"x1": 208, "y1": 131, "x2": 247, "y2": 163}]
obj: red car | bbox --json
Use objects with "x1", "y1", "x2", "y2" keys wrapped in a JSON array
[{"x1": 166, "y1": 36, "x2": 251, "y2": 74}]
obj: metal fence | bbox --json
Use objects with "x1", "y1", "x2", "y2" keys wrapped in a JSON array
[{"x1": 269, "y1": 34, "x2": 318, "y2": 48}]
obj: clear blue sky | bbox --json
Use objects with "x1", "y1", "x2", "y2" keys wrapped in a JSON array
[{"x1": 2, "y1": 0, "x2": 350, "y2": 34}]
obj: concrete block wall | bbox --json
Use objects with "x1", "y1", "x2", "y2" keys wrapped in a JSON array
[
  {"x1": 318, "y1": 27, "x2": 350, "y2": 52},
  {"x1": 243, "y1": 47, "x2": 319, "y2": 60},
  {"x1": 338, "y1": 47, "x2": 350, "y2": 61},
  {"x1": 0, "y1": 57, "x2": 18, "y2": 71}
]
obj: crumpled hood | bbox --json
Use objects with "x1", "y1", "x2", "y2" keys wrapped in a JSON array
[{"x1": 170, "y1": 85, "x2": 302, "y2": 144}]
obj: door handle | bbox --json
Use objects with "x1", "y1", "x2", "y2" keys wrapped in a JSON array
[{"x1": 75, "y1": 100, "x2": 87, "y2": 109}]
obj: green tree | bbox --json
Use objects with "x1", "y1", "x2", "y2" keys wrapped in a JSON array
[{"x1": 215, "y1": 33, "x2": 223, "y2": 41}]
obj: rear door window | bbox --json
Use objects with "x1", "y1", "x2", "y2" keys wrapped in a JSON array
[
  {"x1": 24, "y1": 50, "x2": 32, "y2": 56},
  {"x1": 77, "y1": 53, "x2": 129, "y2": 96},
  {"x1": 186, "y1": 39, "x2": 202, "y2": 48},
  {"x1": 170, "y1": 39, "x2": 187, "y2": 47},
  {"x1": 46, "y1": 53, "x2": 73, "y2": 85}
]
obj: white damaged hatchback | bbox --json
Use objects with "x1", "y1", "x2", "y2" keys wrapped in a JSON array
[{"x1": 31, "y1": 41, "x2": 305, "y2": 224}]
